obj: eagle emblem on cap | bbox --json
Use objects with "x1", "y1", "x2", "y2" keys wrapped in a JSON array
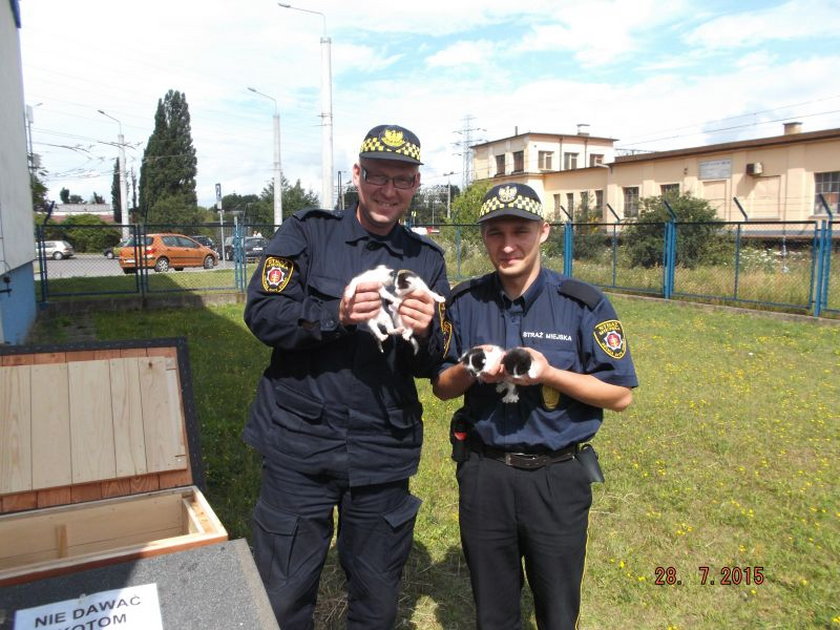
[
  {"x1": 498, "y1": 185, "x2": 518, "y2": 203},
  {"x1": 381, "y1": 128, "x2": 406, "y2": 148}
]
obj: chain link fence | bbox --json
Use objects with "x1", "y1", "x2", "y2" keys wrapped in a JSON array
[{"x1": 35, "y1": 217, "x2": 837, "y2": 318}]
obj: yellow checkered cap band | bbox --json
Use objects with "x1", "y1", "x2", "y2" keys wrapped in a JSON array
[
  {"x1": 359, "y1": 125, "x2": 422, "y2": 164},
  {"x1": 479, "y1": 184, "x2": 544, "y2": 222}
]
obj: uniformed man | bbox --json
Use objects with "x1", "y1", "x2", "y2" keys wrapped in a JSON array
[
  {"x1": 433, "y1": 183, "x2": 638, "y2": 629},
  {"x1": 243, "y1": 124, "x2": 451, "y2": 629}
]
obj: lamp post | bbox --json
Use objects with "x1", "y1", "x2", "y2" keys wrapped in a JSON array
[
  {"x1": 277, "y1": 2, "x2": 334, "y2": 209},
  {"x1": 443, "y1": 171, "x2": 455, "y2": 220},
  {"x1": 248, "y1": 87, "x2": 284, "y2": 227},
  {"x1": 25, "y1": 102, "x2": 42, "y2": 172},
  {"x1": 98, "y1": 109, "x2": 129, "y2": 240}
]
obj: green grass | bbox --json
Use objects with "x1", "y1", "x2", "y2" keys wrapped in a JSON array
[{"x1": 27, "y1": 298, "x2": 840, "y2": 629}]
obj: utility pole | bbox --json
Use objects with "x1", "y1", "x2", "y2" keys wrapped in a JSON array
[
  {"x1": 248, "y1": 87, "x2": 283, "y2": 226},
  {"x1": 278, "y1": 3, "x2": 334, "y2": 209},
  {"x1": 444, "y1": 171, "x2": 455, "y2": 220},
  {"x1": 98, "y1": 109, "x2": 129, "y2": 239}
]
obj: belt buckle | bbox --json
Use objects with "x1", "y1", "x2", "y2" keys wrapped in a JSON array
[{"x1": 505, "y1": 452, "x2": 544, "y2": 469}]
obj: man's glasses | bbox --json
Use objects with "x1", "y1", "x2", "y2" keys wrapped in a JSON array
[{"x1": 361, "y1": 167, "x2": 417, "y2": 190}]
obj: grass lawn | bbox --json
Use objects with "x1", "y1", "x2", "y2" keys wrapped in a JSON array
[{"x1": 28, "y1": 297, "x2": 839, "y2": 629}]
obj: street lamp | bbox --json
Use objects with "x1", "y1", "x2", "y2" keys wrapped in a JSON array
[
  {"x1": 25, "y1": 102, "x2": 42, "y2": 172},
  {"x1": 443, "y1": 171, "x2": 455, "y2": 220},
  {"x1": 97, "y1": 109, "x2": 129, "y2": 240},
  {"x1": 248, "y1": 87, "x2": 284, "y2": 227},
  {"x1": 277, "y1": 2, "x2": 334, "y2": 209}
]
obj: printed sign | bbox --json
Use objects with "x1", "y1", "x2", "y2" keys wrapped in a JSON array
[{"x1": 14, "y1": 583, "x2": 163, "y2": 630}]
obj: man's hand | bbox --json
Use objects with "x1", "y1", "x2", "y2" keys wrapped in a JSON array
[
  {"x1": 339, "y1": 281, "x2": 383, "y2": 326},
  {"x1": 504, "y1": 347, "x2": 549, "y2": 385},
  {"x1": 396, "y1": 290, "x2": 438, "y2": 338}
]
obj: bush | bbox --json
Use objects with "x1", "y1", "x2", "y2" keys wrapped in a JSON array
[{"x1": 622, "y1": 193, "x2": 729, "y2": 268}]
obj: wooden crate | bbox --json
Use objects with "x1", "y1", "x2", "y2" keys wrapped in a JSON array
[{"x1": 0, "y1": 338, "x2": 227, "y2": 586}]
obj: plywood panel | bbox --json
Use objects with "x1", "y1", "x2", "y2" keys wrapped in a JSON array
[
  {"x1": 139, "y1": 357, "x2": 186, "y2": 473},
  {"x1": 0, "y1": 366, "x2": 32, "y2": 494},
  {"x1": 109, "y1": 358, "x2": 147, "y2": 477},
  {"x1": 31, "y1": 363, "x2": 72, "y2": 489},
  {"x1": 68, "y1": 361, "x2": 116, "y2": 484}
]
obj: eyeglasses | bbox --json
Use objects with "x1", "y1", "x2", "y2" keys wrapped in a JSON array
[{"x1": 361, "y1": 167, "x2": 417, "y2": 190}]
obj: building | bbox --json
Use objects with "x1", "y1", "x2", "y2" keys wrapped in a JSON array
[
  {"x1": 473, "y1": 122, "x2": 840, "y2": 224},
  {"x1": 0, "y1": 0, "x2": 37, "y2": 344},
  {"x1": 48, "y1": 203, "x2": 114, "y2": 223}
]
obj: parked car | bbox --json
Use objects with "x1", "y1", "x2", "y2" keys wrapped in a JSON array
[
  {"x1": 118, "y1": 233, "x2": 218, "y2": 274},
  {"x1": 103, "y1": 237, "x2": 130, "y2": 259},
  {"x1": 37, "y1": 240, "x2": 75, "y2": 260},
  {"x1": 189, "y1": 235, "x2": 216, "y2": 251},
  {"x1": 223, "y1": 236, "x2": 268, "y2": 261}
]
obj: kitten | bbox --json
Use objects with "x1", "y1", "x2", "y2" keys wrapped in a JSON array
[
  {"x1": 460, "y1": 344, "x2": 505, "y2": 379},
  {"x1": 343, "y1": 264, "x2": 399, "y2": 350},
  {"x1": 497, "y1": 347, "x2": 537, "y2": 403},
  {"x1": 390, "y1": 269, "x2": 446, "y2": 353}
]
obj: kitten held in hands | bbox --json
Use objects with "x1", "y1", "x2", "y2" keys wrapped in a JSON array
[
  {"x1": 390, "y1": 269, "x2": 446, "y2": 353},
  {"x1": 343, "y1": 265, "x2": 399, "y2": 350}
]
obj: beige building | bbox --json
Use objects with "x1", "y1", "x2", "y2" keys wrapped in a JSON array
[{"x1": 473, "y1": 123, "x2": 840, "y2": 224}]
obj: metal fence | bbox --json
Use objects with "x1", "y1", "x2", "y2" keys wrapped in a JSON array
[{"x1": 35, "y1": 217, "x2": 837, "y2": 318}]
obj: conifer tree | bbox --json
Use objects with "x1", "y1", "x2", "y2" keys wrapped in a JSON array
[{"x1": 138, "y1": 89, "x2": 198, "y2": 224}]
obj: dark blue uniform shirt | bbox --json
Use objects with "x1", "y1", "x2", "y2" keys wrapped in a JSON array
[
  {"x1": 243, "y1": 205, "x2": 451, "y2": 487},
  {"x1": 441, "y1": 268, "x2": 638, "y2": 452}
]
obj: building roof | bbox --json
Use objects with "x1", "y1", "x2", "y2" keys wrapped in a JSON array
[
  {"x1": 615, "y1": 126, "x2": 840, "y2": 164},
  {"x1": 472, "y1": 130, "x2": 618, "y2": 148}
]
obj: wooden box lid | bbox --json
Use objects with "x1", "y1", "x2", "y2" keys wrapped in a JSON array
[{"x1": 0, "y1": 338, "x2": 205, "y2": 515}]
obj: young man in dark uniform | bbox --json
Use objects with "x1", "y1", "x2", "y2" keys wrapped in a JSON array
[
  {"x1": 243, "y1": 124, "x2": 451, "y2": 629},
  {"x1": 434, "y1": 183, "x2": 638, "y2": 629}
]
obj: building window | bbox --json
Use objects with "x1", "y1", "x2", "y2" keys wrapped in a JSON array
[
  {"x1": 661, "y1": 183, "x2": 680, "y2": 197},
  {"x1": 553, "y1": 194, "x2": 561, "y2": 219},
  {"x1": 623, "y1": 187, "x2": 640, "y2": 218},
  {"x1": 566, "y1": 193, "x2": 574, "y2": 215},
  {"x1": 495, "y1": 154, "x2": 505, "y2": 176},
  {"x1": 513, "y1": 151, "x2": 524, "y2": 173},
  {"x1": 590, "y1": 154, "x2": 604, "y2": 167},
  {"x1": 538, "y1": 151, "x2": 553, "y2": 170},
  {"x1": 564, "y1": 152, "x2": 579, "y2": 170},
  {"x1": 595, "y1": 190, "x2": 604, "y2": 213},
  {"x1": 814, "y1": 171, "x2": 839, "y2": 213}
]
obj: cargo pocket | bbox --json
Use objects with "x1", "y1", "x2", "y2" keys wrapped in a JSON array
[
  {"x1": 377, "y1": 494, "x2": 422, "y2": 578},
  {"x1": 252, "y1": 498, "x2": 300, "y2": 586}
]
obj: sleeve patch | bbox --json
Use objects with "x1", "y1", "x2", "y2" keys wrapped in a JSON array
[
  {"x1": 262, "y1": 256, "x2": 294, "y2": 293},
  {"x1": 593, "y1": 319, "x2": 627, "y2": 359},
  {"x1": 438, "y1": 301, "x2": 453, "y2": 358}
]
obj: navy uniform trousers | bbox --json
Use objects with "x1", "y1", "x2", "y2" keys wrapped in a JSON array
[
  {"x1": 458, "y1": 450, "x2": 593, "y2": 630},
  {"x1": 252, "y1": 460, "x2": 420, "y2": 630}
]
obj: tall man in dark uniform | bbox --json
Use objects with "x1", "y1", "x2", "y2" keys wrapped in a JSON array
[
  {"x1": 243, "y1": 124, "x2": 451, "y2": 629},
  {"x1": 433, "y1": 183, "x2": 638, "y2": 629}
]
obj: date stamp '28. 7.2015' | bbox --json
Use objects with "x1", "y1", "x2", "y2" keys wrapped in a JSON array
[{"x1": 654, "y1": 566, "x2": 765, "y2": 586}]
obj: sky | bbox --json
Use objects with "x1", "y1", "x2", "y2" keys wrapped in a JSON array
[{"x1": 18, "y1": 0, "x2": 840, "y2": 209}]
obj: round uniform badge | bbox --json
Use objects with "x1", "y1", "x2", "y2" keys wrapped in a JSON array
[
  {"x1": 594, "y1": 319, "x2": 627, "y2": 359},
  {"x1": 262, "y1": 256, "x2": 293, "y2": 293}
]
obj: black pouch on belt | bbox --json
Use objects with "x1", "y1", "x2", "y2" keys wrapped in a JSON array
[
  {"x1": 449, "y1": 407, "x2": 472, "y2": 463},
  {"x1": 576, "y1": 443, "x2": 605, "y2": 483}
]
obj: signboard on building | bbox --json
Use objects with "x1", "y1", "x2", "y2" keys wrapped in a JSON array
[{"x1": 699, "y1": 159, "x2": 732, "y2": 180}]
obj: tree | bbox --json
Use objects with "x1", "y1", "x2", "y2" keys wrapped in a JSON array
[
  {"x1": 622, "y1": 192, "x2": 728, "y2": 268},
  {"x1": 110, "y1": 159, "x2": 122, "y2": 223},
  {"x1": 30, "y1": 167, "x2": 49, "y2": 212},
  {"x1": 138, "y1": 89, "x2": 198, "y2": 223},
  {"x1": 90, "y1": 192, "x2": 105, "y2": 204},
  {"x1": 60, "y1": 188, "x2": 70, "y2": 204},
  {"x1": 448, "y1": 180, "x2": 491, "y2": 247}
]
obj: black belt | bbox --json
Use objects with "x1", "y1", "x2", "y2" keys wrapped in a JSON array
[{"x1": 472, "y1": 442, "x2": 578, "y2": 470}]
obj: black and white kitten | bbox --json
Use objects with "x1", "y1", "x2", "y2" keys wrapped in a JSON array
[
  {"x1": 498, "y1": 348, "x2": 537, "y2": 403},
  {"x1": 390, "y1": 269, "x2": 446, "y2": 353},
  {"x1": 460, "y1": 344, "x2": 505, "y2": 379},
  {"x1": 343, "y1": 264, "x2": 399, "y2": 350}
]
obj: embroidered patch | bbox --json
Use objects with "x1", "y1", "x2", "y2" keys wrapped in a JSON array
[
  {"x1": 541, "y1": 386, "x2": 561, "y2": 410},
  {"x1": 262, "y1": 256, "x2": 293, "y2": 293},
  {"x1": 439, "y1": 302, "x2": 453, "y2": 358},
  {"x1": 593, "y1": 319, "x2": 627, "y2": 359}
]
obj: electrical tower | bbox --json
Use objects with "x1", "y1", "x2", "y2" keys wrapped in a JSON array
[{"x1": 453, "y1": 115, "x2": 485, "y2": 191}]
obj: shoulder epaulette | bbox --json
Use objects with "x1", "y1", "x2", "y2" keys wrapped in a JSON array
[
  {"x1": 449, "y1": 274, "x2": 493, "y2": 302},
  {"x1": 293, "y1": 207, "x2": 342, "y2": 221},
  {"x1": 558, "y1": 278, "x2": 603, "y2": 309},
  {"x1": 402, "y1": 225, "x2": 444, "y2": 254}
]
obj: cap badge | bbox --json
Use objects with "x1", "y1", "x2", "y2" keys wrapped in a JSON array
[
  {"x1": 498, "y1": 186, "x2": 518, "y2": 203},
  {"x1": 381, "y1": 129, "x2": 406, "y2": 148}
]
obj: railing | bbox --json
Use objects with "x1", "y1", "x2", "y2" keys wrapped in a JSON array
[{"x1": 35, "y1": 215, "x2": 838, "y2": 318}]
